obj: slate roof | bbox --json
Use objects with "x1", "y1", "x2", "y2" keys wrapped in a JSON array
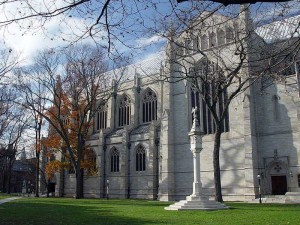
[
  {"x1": 131, "y1": 124, "x2": 151, "y2": 135},
  {"x1": 109, "y1": 128, "x2": 125, "y2": 137},
  {"x1": 255, "y1": 14, "x2": 300, "y2": 43},
  {"x1": 103, "y1": 51, "x2": 165, "y2": 81}
]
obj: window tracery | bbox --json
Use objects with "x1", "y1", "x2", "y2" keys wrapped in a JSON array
[
  {"x1": 85, "y1": 149, "x2": 97, "y2": 176},
  {"x1": 136, "y1": 145, "x2": 146, "y2": 171},
  {"x1": 119, "y1": 95, "x2": 131, "y2": 127},
  {"x1": 190, "y1": 61, "x2": 230, "y2": 135},
  {"x1": 95, "y1": 103, "x2": 108, "y2": 130},
  {"x1": 142, "y1": 89, "x2": 157, "y2": 123},
  {"x1": 217, "y1": 29, "x2": 225, "y2": 45},
  {"x1": 110, "y1": 148, "x2": 119, "y2": 172},
  {"x1": 209, "y1": 32, "x2": 217, "y2": 47},
  {"x1": 201, "y1": 35, "x2": 208, "y2": 50},
  {"x1": 226, "y1": 27, "x2": 234, "y2": 43}
]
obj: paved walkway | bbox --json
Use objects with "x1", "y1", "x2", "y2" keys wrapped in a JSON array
[{"x1": 0, "y1": 197, "x2": 21, "y2": 204}]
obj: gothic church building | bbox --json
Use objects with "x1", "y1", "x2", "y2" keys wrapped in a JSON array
[{"x1": 47, "y1": 11, "x2": 300, "y2": 202}]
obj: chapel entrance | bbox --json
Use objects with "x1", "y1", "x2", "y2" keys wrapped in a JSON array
[{"x1": 271, "y1": 176, "x2": 287, "y2": 195}]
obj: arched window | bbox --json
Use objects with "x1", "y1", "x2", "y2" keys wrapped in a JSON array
[
  {"x1": 201, "y1": 35, "x2": 208, "y2": 50},
  {"x1": 190, "y1": 62, "x2": 230, "y2": 135},
  {"x1": 226, "y1": 27, "x2": 234, "y2": 43},
  {"x1": 110, "y1": 148, "x2": 119, "y2": 172},
  {"x1": 95, "y1": 103, "x2": 108, "y2": 131},
  {"x1": 118, "y1": 95, "x2": 131, "y2": 127},
  {"x1": 142, "y1": 89, "x2": 157, "y2": 123},
  {"x1": 176, "y1": 42, "x2": 184, "y2": 57},
  {"x1": 209, "y1": 32, "x2": 217, "y2": 47},
  {"x1": 193, "y1": 37, "x2": 198, "y2": 52},
  {"x1": 273, "y1": 95, "x2": 280, "y2": 121},
  {"x1": 85, "y1": 149, "x2": 97, "y2": 176},
  {"x1": 217, "y1": 29, "x2": 225, "y2": 45},
  {"x1": 61, "y1": 116, "x2": 69, "y2": 126},
  {"x1": 185, "y1": 38, "x2": 192, "y2": 55},
  {"x1": 68, "y1": 159, "x2": 75, "y2": 174},
  {"x1": 136, "y1": 145, "x2": 146, "y2": 171}
]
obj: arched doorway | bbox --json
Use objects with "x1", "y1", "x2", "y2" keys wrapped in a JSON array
[{"x1": 266, "y1": 160, "x2": 288, "y2": 195}]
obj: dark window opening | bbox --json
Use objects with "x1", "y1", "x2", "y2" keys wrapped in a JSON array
[
  {"x1": 190, "y1": 64, "x2": 230, "y2": 135},
  {"x1": 142, "y1": 89, "x2": 157, "y2": 123},
  {"x1": 136, "y1": 145, "x2": 146, "y2": 171},
  {"x1": 110, "y1": 148, "x2": 119, "y2": 172},
  {"x1": 119, "y1": 95, "x2": 131, "y2": 127},
  {"x1": 95, "y1": 104, "x2": 108, "y2": 131}
]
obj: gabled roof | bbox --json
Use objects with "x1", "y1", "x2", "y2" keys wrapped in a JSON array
[{"x1": 255, "y1": 14, "x2": 300, "y2": 43}]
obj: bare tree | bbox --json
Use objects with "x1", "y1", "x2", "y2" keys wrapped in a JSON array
[
  {"x1": 0, "y1": 49, "x2": 19, "y2": 84},
  {"x1": 15, "y1": 45, "x2": 119, "y2": 198},
  {"x1": 177, "y1": 0, "x2": 293, "y2": 5},
  {"x1": 0, "y1": 1, "x2": 298, "y2": 47},
  {"x1": 0, "y1": 46, "x2": 23, "y2": 193},
  {"x1": 0, "y1": 104, "x2": 30, "y2": 194}
]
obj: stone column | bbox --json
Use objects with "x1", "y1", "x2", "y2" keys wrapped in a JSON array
[
  {"x1": 189, "y1": 107, "x2": 202, "y2": 197},
  {"x1": 165, "y1": 107, "x2": 228, "y2": 210}
]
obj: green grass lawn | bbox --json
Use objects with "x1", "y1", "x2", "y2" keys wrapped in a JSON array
[
  {"x1": 0, "y1": 197, "x2": 299, "y2": 225},
  {"x1": 0, "y1": 193, "x2": 15, "y2": 200}
]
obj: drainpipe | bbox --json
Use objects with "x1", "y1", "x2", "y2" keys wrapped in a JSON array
[
  {"x1": 127, "y1": 142, "x2": 131, "y2": 199},
  {"x1": 155, "y1": 138, "x2": 160, "y2": 200},
  {"x1": 102, "y1": 144, "x2": 107, "y2": 198}
]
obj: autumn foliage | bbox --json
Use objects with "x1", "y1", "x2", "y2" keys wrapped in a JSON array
[{"x1": 41, "y1": 75, "x2": 98, "y2": 181}]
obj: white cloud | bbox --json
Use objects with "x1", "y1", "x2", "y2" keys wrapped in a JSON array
[
  {"x1": 251, "y1": 2, "x2": 300, "y2": 24},
  {"x1": 0, "y1": 1, "x2": 106, "y2": 65},
  {"x1": 136, "y1": 35, "x2": 165, "y2": 47},
  {"x1": 0, "y1": 1, "x2": 170, "y2": 67}
]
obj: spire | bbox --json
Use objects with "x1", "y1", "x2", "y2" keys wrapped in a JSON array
[
  {"x1": 166, "y1": 17, "x2": 175, "y2": 41},
  {"x1": 166, "y1": 18, "x2": 177, "y2": 62},
  {"x1": 240, "y1": 4, "x2": 253, "y2": 36}
]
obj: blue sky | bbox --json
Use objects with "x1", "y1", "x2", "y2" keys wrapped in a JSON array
[{"x1": 0, "y1": 0, "x2": 299, "y2": 67}]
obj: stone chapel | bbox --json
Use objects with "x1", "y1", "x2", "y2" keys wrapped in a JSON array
[{"x1": 41, "y1": 10, "x2": 300, "y2": 202}]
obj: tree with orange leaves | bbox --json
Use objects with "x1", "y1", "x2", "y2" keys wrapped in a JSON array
[{"x1": 15, "y1": 44, "x2": 117, "y2": 198}]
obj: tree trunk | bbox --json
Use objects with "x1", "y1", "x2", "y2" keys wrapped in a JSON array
[
  {"x1": 58, "y1": 166, "x2": 65, "y2": 197},
  {"x1": 35, "y1": 151, "x2": 40, "y2": 197},
  {"x1": 2, "y1": 170, "x2": 6, "y2": 193},
  {"x1": 59, "y1": 148, "x2": 66, "y2": 197},
  {"x1": 2, "y1": 162, "x2": 7, "y2": 193},
  {"x1": 6, "y1": 167, "x2": 11, "y2": 194},
  {"x1": 75, "y1": 136, "x2": 84, "y2": 199},
  {"x1": 75, "y1": 168, "x2": 84, "y2": 199},
  {"x1": 46, "y1": 180, "x2": 50, "y2": 197},
  {"x1": 213, "y1": 126, "x2": 223, "y2": 202}
]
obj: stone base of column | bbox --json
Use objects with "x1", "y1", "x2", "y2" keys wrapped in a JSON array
[{"x1": 165, "y1": 195, "x2": 229, "y2": 211}]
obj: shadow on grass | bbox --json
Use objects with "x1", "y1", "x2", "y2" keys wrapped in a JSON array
[
  {"x1": 1, "y1": 199, "x2": 300, "y2": 225},
  {"x1": 0, "y1": 198, "x2": 165, "y2": 225}
]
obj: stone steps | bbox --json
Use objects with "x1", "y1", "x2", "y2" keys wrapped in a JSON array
[
  {"x1": 250, "y1": 193, "x2": 300, "y2": 204},
  {"x1": 165, "y1": 195, "x2": 229, "y2": 211}
]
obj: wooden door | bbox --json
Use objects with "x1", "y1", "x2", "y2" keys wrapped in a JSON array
[{"x1": 271, "y1": 176, "x2": 287, "y2": 195}]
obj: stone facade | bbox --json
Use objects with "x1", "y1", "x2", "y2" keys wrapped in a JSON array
[{"x1": 46, "y1": 12, "x2": 300, "y2": 201}]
